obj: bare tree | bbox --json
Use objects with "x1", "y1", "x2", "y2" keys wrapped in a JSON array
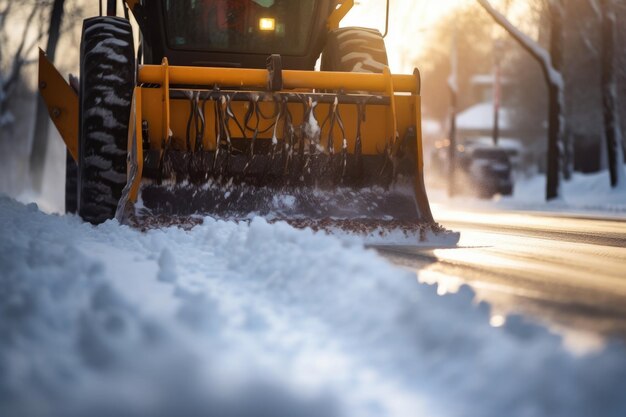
[
  {"x1": 0, "y1": 2, "x2": 49, "y2": 129},
  {"x1": 477, "y1": 0, "x2": 565, "y2": 200},
  {"x1": 598, "y1": 0, "x2": 625, "y2": 188},
  {"x1": 30, "y1": 0, "x2": 66, "y2": 191},
  {"x1": 562, "y1": 0, "x2": 603, "y2": 174}
]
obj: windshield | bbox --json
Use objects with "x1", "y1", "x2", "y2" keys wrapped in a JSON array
[{"x1": 163, "y1": 0, "x2": 318, "y2": 56}]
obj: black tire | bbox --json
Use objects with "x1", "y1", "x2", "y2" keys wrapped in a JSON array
[
  {"x1": 78, "y1": 17, "x2": 135, "y2": 224},
  {"x1": 65, "y1": 150, "x2": 77, "y2": 214},
  {"x1": 321, "y1": 27, "x2": 388, "y2": 73}
]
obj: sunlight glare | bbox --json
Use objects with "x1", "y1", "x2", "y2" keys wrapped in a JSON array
[
  {"x1": 418, "y1": 269, "x2": 463, "y2": 296},
  {"x1": 341, "y1": 0, "x2": 537, "y2": 73},
  {"x1": 489, "y1": 314, "x2": 506, "y2": 327},
  {"x1": 341, "y1": 0, "x2": 468, "y2": 72}
]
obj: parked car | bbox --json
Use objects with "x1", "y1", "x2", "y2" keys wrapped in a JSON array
[{"x1": 459, "y1": 145, "x2": 514, "y2": 198}]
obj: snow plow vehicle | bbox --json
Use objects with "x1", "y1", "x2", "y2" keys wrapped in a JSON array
[{"x1": 39, "y1": 0, "x2": 456, "y2": 243}]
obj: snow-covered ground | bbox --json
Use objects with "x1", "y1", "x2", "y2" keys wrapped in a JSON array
[
  {"x1": 430, "y1": 166, "x2": 626, "y2": 217},
  {"x1": 1, "y1": 195, "x2": 626, "y2": 417}
]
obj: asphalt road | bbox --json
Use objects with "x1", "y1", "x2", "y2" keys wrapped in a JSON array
[{"x1": 375, "y1": 208, "x2": 626, "y2": 348}]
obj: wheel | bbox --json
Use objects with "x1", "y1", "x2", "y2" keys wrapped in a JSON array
[
  {"x1": 65, "y1": 150, "x2": 77, "y2": 214},
  {"x1": 321, "y1": 27, "x2": 388, "y2": 73},
  {"x1": 78, "y1": 16, "x2": 135, "y2": 224}
]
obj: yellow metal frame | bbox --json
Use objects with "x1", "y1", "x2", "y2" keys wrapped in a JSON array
[
  {"x1": 327, "y1": 0, "x2": 354, "y2": 30},
  {"x1": 138, "y1": 64, "x2": 418, "y2": 93},
  {"x1": 37, "y1": 52, "x2": 424, "y2": 170},
  {"x1": 38, "y1": 48, "x2": 78, "y2": 161},
  {"x1": 383, "y1": 66, "x2": 399, "y2": 147},
  {"x1": 38, "y1": 52, "x2": 426, "y2": 206},
  {"x1": 133, "y1": 63, "x2": 428, "y2": 211},
  {"x1": 136, "y1": 63, "x2": 420, "y2": 158}
]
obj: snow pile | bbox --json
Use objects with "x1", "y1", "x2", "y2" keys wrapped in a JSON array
[
  {"x1": 505, "y1": 168, "x2": 626, "y2": 213},
  {"x1": 1, "y1": 195, "x2": 626, "y2": 417},
  {"x1": 320, "y1": 223, "x2": 460, "y2": 247}
]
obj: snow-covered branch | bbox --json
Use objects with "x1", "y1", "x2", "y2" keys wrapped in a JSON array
[
  {"x1": 476, "y1": 0, "x2": 563, "y2": 89},
  {"x1": 476, "y1": 0, "x2": 565, "y2": 199}
]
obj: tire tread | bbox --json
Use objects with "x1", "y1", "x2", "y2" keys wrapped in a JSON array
[{"x1": 78, "y1": 16, "x2": 134, "y2": 224}]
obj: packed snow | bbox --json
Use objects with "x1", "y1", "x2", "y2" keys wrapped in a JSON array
[{"x1": 1, "y1": 195, "x2": 626, "y2": 417}]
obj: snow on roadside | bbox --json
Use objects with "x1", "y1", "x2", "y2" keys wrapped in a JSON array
[
  {"x1": 430, "y1": 167, "x2": 626, "y2": 216},
  {"x1": 1, "y1": 195, "x2": 626, "y2": 417},
  {"x1": 505, "y1": 168, "x2": 626, "y2": 213}
]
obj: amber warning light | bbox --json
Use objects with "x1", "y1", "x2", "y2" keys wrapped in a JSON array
[{"x1": 259, "y1": 17, "x2": 276, "y2": 31}]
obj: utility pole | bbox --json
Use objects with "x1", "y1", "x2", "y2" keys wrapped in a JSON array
[{"x1": 492, "y1": 39, "x2": 503, "y2": 146}]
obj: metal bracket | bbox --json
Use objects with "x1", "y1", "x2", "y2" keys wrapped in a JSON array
[
  {"x1": 38, "y1": 48, "x2": 79, "y2": 161},
  {"x1": 266, "y1": 54, "x2": 283, "y2": 91},
  {"x1": 383, "y1": 66, "x2": 398, "y2": 147},
  {"x1": 107, "y1": 0, "x2": 117, "y2": 16},
  {"x1": 383, "y1": 0, "x2": 390, "y2": 38},
  {"x1": 327, "y1": 0, "x2": 354, "y2": 31}
]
